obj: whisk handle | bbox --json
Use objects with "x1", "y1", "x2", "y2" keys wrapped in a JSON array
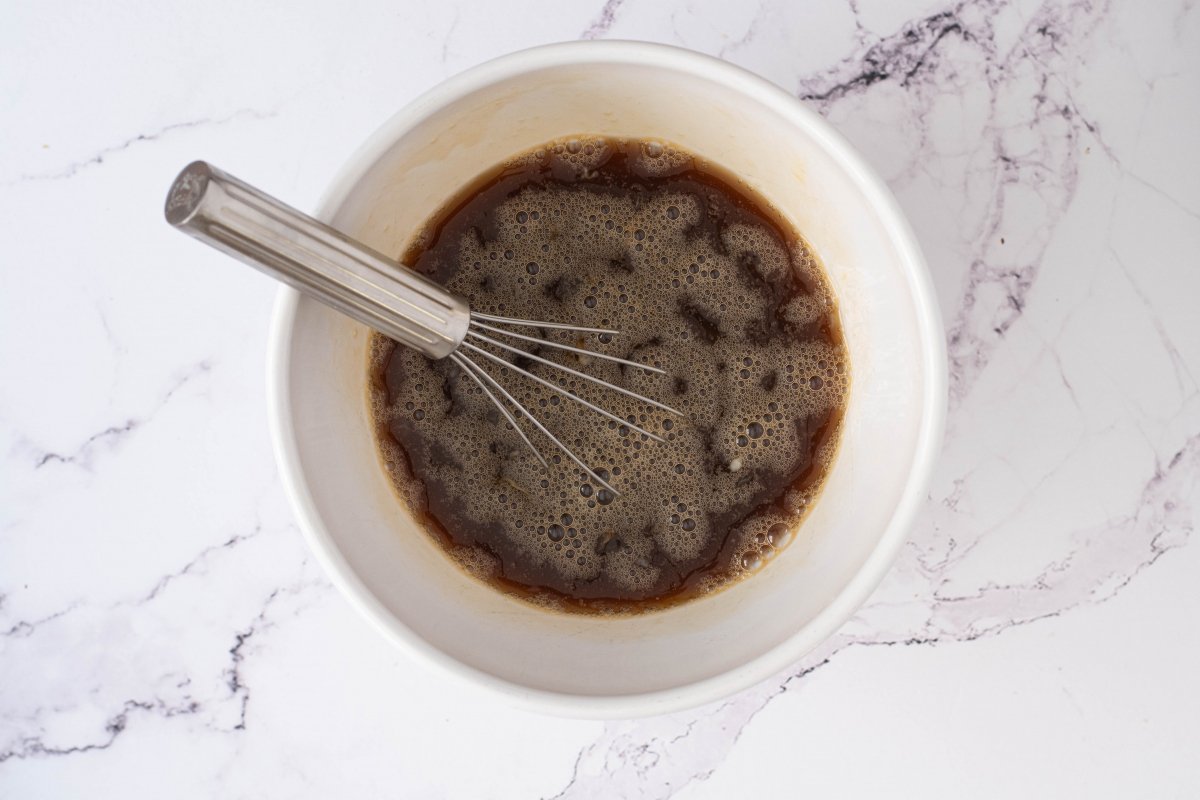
[{"x1": 164, "y1": 161, "x2": 468, "y2": 359}]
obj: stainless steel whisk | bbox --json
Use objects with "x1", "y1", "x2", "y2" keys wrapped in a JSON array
[{"x1": 165, "y1": 161, "x2": 681, "y2": 495}]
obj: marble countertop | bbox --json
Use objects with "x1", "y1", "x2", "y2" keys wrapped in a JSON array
[{"x1": 3, "y1": 0, "x2": 1198, "y2": 796}]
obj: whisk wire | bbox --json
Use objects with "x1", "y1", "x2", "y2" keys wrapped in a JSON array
[
  {"x1": 465, "y1": 329, "x2": 684, "y2": 417},
  {"x1": 469, "y1": 320, "x2": 666, "y2": 375},
  {"x1": 460, "y1": 341, "x2": 665, "y2": 443},
  {"x1": 453, "y1": 349, "x2": 620, "y2": 496},
  {"x1": 450, "y1": 352, "x2": 548, "y2": 469},
  {"x1": 470, "y1": 311, "x2": 618, "y2": 336}
]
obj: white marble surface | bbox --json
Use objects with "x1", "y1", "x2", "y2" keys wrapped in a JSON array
[{"x1": 2, "y1": 0, "x2": 1198, "y2": 796}]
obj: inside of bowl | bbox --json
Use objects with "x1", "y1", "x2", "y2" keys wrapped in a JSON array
[{"x1": 282, "y1": 52, "x2": 932, "y2": 699}]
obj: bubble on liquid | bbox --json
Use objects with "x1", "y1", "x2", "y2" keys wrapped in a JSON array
[
  {"x1": 741, "y1": 551, "x2": 763, "y2": 571},
  {"x1": 767, "y1": 522, "x2": 793, "y2": 548}
]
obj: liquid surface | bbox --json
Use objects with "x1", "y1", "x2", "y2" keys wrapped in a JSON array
[{"x1": 369, "y1": 137, "x2": 848, "y2": 614}]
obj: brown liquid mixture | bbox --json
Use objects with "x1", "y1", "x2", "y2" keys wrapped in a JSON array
[{"x1": 368, "y1": 136, "x2": 848, "y2": 614}]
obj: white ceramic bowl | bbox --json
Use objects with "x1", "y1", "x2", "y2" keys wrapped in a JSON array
[{"x1": 268, "y1": 41, "x2": 946, "y2": 718}]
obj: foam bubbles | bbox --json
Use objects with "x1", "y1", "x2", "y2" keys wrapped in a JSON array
[{"x1": 368, "y1": 136, "x2": 849, "y2": 613}]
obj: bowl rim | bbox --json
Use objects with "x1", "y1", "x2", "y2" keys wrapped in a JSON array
[{"x1": 267, "y1": 40, "x2": 947, "y2": 719}]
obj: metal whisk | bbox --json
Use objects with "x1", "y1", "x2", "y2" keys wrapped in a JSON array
[{"x1": 164, "y1": 161, "x2": 681, "y2": 495}]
